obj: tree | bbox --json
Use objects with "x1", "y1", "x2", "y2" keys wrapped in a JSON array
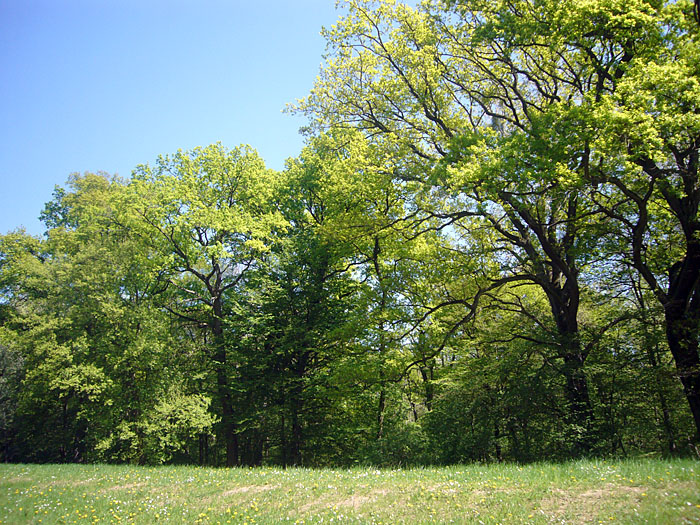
[
  {"x1": 580, "y1": 0, "x2": 700, "y2": 440},
  {"x1": 128, "y1": 143, "x2": 286, "y2": 466},
  {"x1": 0, "y1": 173, "x2": 215, "y2": 464},
  {"x1": 297, "y1": 0, "x2": 634, "y2": 452}
]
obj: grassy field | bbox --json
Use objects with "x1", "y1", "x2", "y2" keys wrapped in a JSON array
[{"x1": 0, "y1": 459, "x2": 698, "y2": 524}]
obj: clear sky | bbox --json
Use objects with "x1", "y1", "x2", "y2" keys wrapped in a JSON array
[{"x1": 0, "y1": 0, "x2": 341, "y2": 235}]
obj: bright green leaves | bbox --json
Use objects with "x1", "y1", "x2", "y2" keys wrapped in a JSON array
[
  {"x1": 301, "y1": 0, "x2": 462, "y2": 162},
  {"x1": 131, "y1": 143, "x2": 286, "y2": 265},
  {"x1": 553, "y1": 0, "x2": 662, "y2": 43},
  {"x1": 125, "y1": 144, "x2": 290, "y2": 466},
  {"x1": 100, "y1": 388, "x2": 218, "y2": 464},
  {"x1": 0, "y1": 172, "x2": 208, "y2": 464},
  {"x1": 610, "y1": 61, "x2": 700, "y2": 161}
]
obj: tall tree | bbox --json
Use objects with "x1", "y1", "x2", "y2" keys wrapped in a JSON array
[
  {"x1": 0, "y1": 173, "x2": 215, "y2": 464},
  {"x1": 556, "y1": 0, "x2": 700, "y2": 440},
  {"x1": 297, "y1": 0, "x2": 625, "y2": 451},
  {"x1": 128, "y1": 144, "x2": 286, "y2": 466}
]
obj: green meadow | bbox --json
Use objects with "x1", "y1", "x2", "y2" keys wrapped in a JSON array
[{"x1": 1, "y1": 459, "x2": 698, "y2": 524}]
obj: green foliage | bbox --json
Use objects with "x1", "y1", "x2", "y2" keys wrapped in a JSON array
[
  {"x1": 2, "y1": 0, "x2": 699, "y2": 467},
  {"x1": 0, "y1": 343, "x2": 23, "y2": 461},
  {"x1": 97, "y1": 388, "x2": 217, "y2": 464},
  {"x1": 0, "y1": 173, "x2": 211, "y2": 464}
]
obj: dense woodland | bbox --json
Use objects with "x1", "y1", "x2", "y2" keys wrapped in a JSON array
[{"x1": 1, "y1": 0, "x2": 700, "y2": 467}]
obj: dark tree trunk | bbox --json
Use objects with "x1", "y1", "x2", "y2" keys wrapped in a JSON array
[
  {"x1": 217, "y1": 362, "x2": 238, "y2": 467},
  {"x1": 372, "y1": 237, "x2": 389, "y2": 440},
  {"x1": 561, "y1": 349, "x2": 595, "y2": 448},
  {"x1": 212, "y1": 296, "x2": 238, "y2": 467},
  {"x1": 290, "y1": 394, "x2": 303, "y2": 466},
  {"x1": 289, "y1": 356, "x2": 308, "y2": 466},
  {"x1": 376, "y1": 388, "x2": 386, "y2": 440},
  {"x1": 661, "y1": 235, "x2": 700, "y2": 441},
  {"x1": 664, "y1": 300, "x2": 700, "y2": 441},
  {"x1": 646, "y1": 344, "x2": 677, "y2": 453},
  {"x1": 253, "y1": 430, "x2": 264, "y2": 466},
  {"x1": 634, "y1": 155, "x2": 700, "y2": 442},
  {"x1": 547, "y1": 278, "x2": 595, "y2": 455},
  {"x1": 280, "y1": 412, "x2": 287, "y2": 468},
  {"x1": 60, "y1": 398, "x2": 68, "y2": 462},
  {"x1": 419, "y1": 364, "x2": 434, "y2": 412},
  {"x1": 658, "y1": 392, "x2": 677, "y2": 454},
  {"x1": 503, "y1": 190, "x2": 595, "y2": 454},
  {"x1": 494, "y1": 420, "x2": 503, "y2": 462},
  {"x1": 198, "y1": 433, "x2": 209, "y2": 465}
]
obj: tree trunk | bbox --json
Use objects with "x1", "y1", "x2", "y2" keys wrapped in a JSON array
[
  {"x1": 646, "y1": 344, "x2": 677, "y2": 453},
  {"x1": 198, "y1": 433, "x2": 208, "y2": 465},
  {"x1": 253, "y1": 430, "x2": 264, "y2": 466},
  {"x1": 290, "y1": 394, "x2": 303, "y2": 466},
  {"x1": 419, "y1": 364, "x2": 434, "y2": 412},
  {"x1": 217, "y1": 364, "x2": 238, "y2": 467},
  {"x1": 494, "y1": 420, "x2": 503, "y2": 462},
  {"x1": 372, "y1": 237, "x2": 389, "y2": 440},
  {"x1": 634, "y1": 157, "x2": 700, "y2": 442},
  {"x1": 280, "y1": 412, "x2": 287, "y2": 468},
  {"x1": 662, "y1": 237, "x2": 700, "y2": 442},
  {"x1": 289, "y1": 359, "x2": 307, "y2": 466},
  {"x1": 665, "y1": 301, "x2": 700, "y2": 441},
  {"x1": 548, "y1": 281, "x2": 595, "y2": 455},
  {"x1": 561, "y1": 345, "x2": 595, "y2": 454},
  {"x1": 212, "y1": 296, "x2": 238, "y2": 467},
  {"x1": 376, "y1": 388, "x2": 386, "y2": 440}
]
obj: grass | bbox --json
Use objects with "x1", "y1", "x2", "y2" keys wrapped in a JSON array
[{"x1": 0, "y1": 459, "x2": 698, "y2": 524}]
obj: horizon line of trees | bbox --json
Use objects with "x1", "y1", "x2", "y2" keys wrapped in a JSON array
[{"x1": 1, "y1": 0, "x2": 699, "y2": 466}]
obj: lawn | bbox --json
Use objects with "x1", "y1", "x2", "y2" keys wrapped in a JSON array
[{"x1": 0, "y1": 459, "x2": 698, "y2": 524}]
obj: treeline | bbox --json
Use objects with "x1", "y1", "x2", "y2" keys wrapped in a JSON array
[{"x1": 1, "y1": 0, "x2": 699, "y2": 466}]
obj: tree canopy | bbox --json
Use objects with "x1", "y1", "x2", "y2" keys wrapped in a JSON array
[{"x1": 1, "y1": 0, "x2": 698, "y2": 465}]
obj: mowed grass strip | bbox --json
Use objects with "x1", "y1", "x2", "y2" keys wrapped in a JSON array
[{"x1": 0, "y1": 459, "x2": 698, "y2": 524}]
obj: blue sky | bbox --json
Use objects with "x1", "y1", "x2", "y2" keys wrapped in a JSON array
[{"x1": 0, "y1": 0, "x2": 340, "y2": 235}]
